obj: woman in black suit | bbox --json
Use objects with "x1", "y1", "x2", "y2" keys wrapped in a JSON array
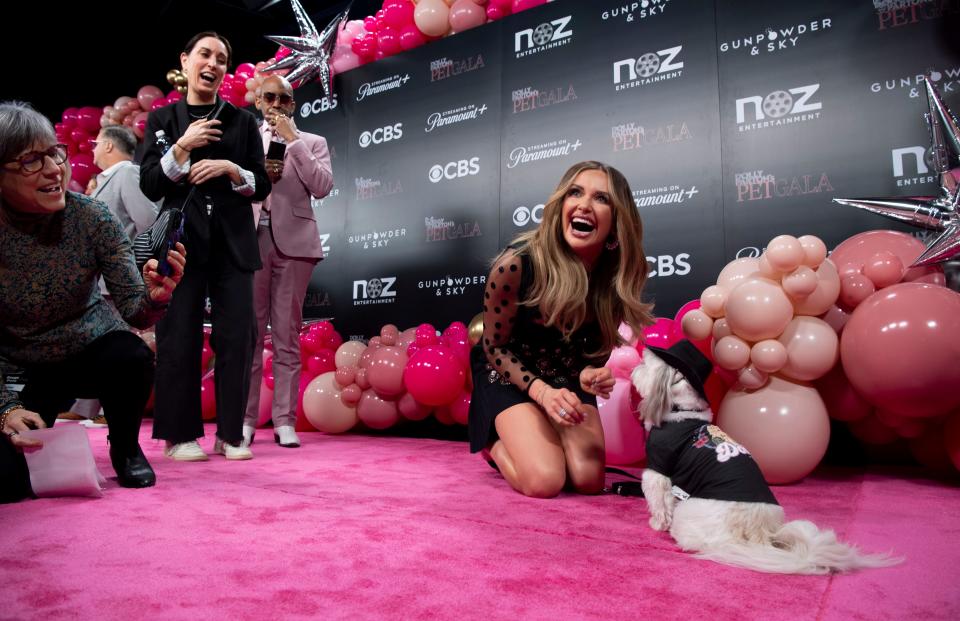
[{"x1": 140, "y1": 31, "x2": 270, "y2": 461}]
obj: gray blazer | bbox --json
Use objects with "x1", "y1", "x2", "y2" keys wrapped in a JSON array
[{"x1": 91, "y1": 161, "x2": 160, "y2": 241}]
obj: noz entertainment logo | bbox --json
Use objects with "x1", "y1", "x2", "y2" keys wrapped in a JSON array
[
  {"x1": 514, "y1": 15, "x2": 573, "y2": 59},
  {"x1": 735, "y1": 84, "x2": 822, "y2": 131},
  {"x1": 512, "y1": 204, "x2": 544, "y2": 227},
  {"x1": 870, "y1": 68, "x2": 960, "y2": 98},
  {"x1": 425, "y1": 216, "x2": 482, "y2": 242},
  {"x1": 429, "y1": 158, "x2": 480, "y2": 183},
  {"x1": 359, "y1": 123, "x2": 403, "y2": 148},
  {"x1": 647, "y1": 254, "x2": 691, "y2": 278},
  {"x1": 430, "y1": 54, "x2": 485, "y2": 82},
  {"x1": 299, "y1": 95, "x2": 338, "y2": 118},
  {"x1": 613, "y1": 45, "x2": 683, "y2": 91},
  {"x1": 425, "y1": 104, "x2": 488, "y2": 133},
  {"x1": 734, "y1": 170, "x2": 835, "y2": 202},
  {"x1": 348, "y1": 227, "x2": 407, "y2": 250},
  {"x1": 352, "y1": 277, "x2": 397, "y2": 305},
  {"x1": 507, "y1": 139, "x2": 582, "y2": 169},
  {"x1": 356, "y1": 74, "x2": 411, "y2": 102},
  {"x1": 632, "y1": 185, "x2": 699, "y2": 208},
  {"x1": 418, "y1": 274, "x2": 486, "y2": 297},
  {"x1": 719, "y1": 19, "x2": 832, "y2": 56},
  {"x1": 601, "y1": 0, "x2": 672, "y2": 23},
  {"x1": 892, "y1": 145, "x2": 936, "y2": 186},
  {"x1": 318, "y1": 233, "x2": 331, "y2": 257}
]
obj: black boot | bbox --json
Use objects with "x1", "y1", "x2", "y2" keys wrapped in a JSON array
[{"x1": 109, "y1": 442, "x2": 156, "y2": 488}]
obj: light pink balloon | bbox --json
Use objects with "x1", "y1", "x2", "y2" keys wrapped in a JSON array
[
  {"x1": 302, "y1": 372, "x2": 358, "y2": 433},
  {"x1": 379, "y1": 323, "x2": 400, "y2": 346},
  {"x1": 814, "y1": 363, "x2": 872, "y2": 422},
  {"x1": 341, "y1": 384, "x2": 362, "y2": 406},
  {"x1": 777, "y1": 316, "x2": 838, "y2": 382},
  {"x1": 356, "y1": 367, "x2": 371, "y2": 390},
  {"x1": 863, "y1": 251, "x2": 904, "y2": 289},
  {"x1": 819, "y1": 304, "x2": 851, "y2": 334},
  {"x1": 136, "y1": 85, "x2": 164, "y2": 110},
  {"x1": 793, "y1": 259, "x2": 841, "y2": 316},
  {"x1": 449, "y1": 0, "x2": 486, "y2": 31},
  {"x1": 713, "y1": 335, "x2": 750, "y2": 371},
  {"x1": 681, "y1": 309, "x2": 713, "y2": 342},
  {"x1": 757, "y1": 254, "x2": 782, "y2": 280},
  {"x1": 335, "y1": 340, "x2": 367, "y2": 368},
  {"x1": 736, "y1": 364, "x2": 769, "y2": 390},
  {"x1": 717, "y1": 257, "x2": 760, "y2": 290},
  {"x1": 367, "y1": 345, "x2": 408, "y2": 396},
  {"x1": 414, "y1": 0, "x2": 451, "y2": 37},
  {"x1": 798, "y1": 235, "x2": 827, "y2": 267},
  {"x1": 712, "y1": 317, "x2": 732, "y2": 341},
  {"x1": 718, "y1": 375, "x2": 830, "y2": 484},
  {"x1": 334, "y1": 365, "x2": 356, "y2": 387},
  {"x1": 699, "y1": 285, "x2": 727, "y2": 318},
  {"x1": 398, "y1": 392, "x2": 432, "y2": 421},
  {"x1": 597, "y1": 379, "x2": 646, "y2": 465},
  {"x1": 725, "y1": 278, "x2": 794, "y2": 342},
  {"x1": 781, "y1": 266, "x2": 818, "y2": 299},
  {"x1": 606, "y1": 345, "x2": 642, "y2": 380},
  {"x1": 397, "y1": 327, "x2": 418, "y2": 349},
  {"x1": 617, "y1": 321, "x2": 637, "y2": 346},
  {"x1": 841, "y1": 283, "x2": 960, "y2": 418},
  {"x1": 750, "y1": 340, "x2": 787, "y2": 374},
  {"x1": 357, "y1": 390, "x2": 400, "y2": 429},
  {"x1": 839, "y1": 273, "x2": 876, "y2": 309},
  {"x1": 765, "y1": 235, "x2": 804, "y2": 272}
]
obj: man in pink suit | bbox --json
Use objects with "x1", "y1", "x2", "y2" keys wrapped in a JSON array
[{"x1": 243, "y1": 75, "x2": 333, "y2": 448}]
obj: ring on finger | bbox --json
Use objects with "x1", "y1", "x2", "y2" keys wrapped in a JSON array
[
  {"x1": 558, "y1": 408, "x2": 568, "y2": 419},
  {"x1": 6, "y1": 430, "x2": 18, "y2": 438}
]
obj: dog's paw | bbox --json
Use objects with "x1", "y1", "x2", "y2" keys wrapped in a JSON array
[{"x1": 649, "y1": 513, "x2": 671, "y2": 532}]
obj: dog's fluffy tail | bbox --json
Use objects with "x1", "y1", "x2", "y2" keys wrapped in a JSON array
[{"x1": 698, "y1": 517, "x2": 900, "y2": 574}]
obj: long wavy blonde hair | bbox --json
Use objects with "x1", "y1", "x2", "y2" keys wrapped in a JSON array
[{"x1": 511, "y1": 160, "x2": 654, "y2": 359}]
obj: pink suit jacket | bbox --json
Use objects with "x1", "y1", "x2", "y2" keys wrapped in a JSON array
[{"x1": 252, "y1": 123, "x2": 333, "y2": 260}]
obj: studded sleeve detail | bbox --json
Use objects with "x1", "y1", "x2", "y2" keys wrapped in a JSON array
[{"x1": 481, "y1": 248, "x2": 537, "y2": 392}]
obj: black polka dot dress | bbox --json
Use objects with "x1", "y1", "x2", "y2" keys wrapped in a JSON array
[{"x1": 468, "y1": 246, "x2": 602, "y2": 453}]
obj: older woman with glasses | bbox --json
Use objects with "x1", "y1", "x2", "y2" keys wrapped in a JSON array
[{"x1": 0, "y1": 101, "x2": 186, "y2": 503}]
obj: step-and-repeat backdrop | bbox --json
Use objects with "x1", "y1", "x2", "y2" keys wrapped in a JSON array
[{"x1": 294, "y1": 0, "x2": 959, "y2": 340}]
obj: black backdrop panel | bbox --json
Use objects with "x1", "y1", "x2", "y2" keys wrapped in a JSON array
[{"x1": 293, "y1": 0, "x2": 960, "y2": 336}]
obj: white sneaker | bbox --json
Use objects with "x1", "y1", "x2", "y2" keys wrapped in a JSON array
[
  {"x1": 274, "y1": 425, "x2": 300, "y2": 448},
  {"x1": 164, "y1": 440, "x2": 209, "y2": 462},
  {"x1": 214, "y1": 438, "x2": 253, "y2": 460},
  {"x1": 242, "y1": 425, "x2": 256, "y2": 448}
]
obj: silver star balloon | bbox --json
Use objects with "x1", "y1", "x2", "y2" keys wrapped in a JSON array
[
  {"x1": 833, "y1": 76, "x2": 960, "y2": 267},
  {"x1": 264, "y1": 0, "x2": 350, "y2": 98}
]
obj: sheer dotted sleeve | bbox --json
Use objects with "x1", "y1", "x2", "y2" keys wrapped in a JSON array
[{"x1": 481, "y1": 248, "x2": 538, "y2": 394}]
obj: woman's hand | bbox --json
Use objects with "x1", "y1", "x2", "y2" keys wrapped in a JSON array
[
  {"x1": 187, "y1": 159, "x2": 240, "y2": 185},
  {"x1": 177, "y1": 118, "x2": 222, "y2": 152},
  {"x1": 580, "y1": 366, "x2": 615, "y2": 399},
  {"x1": 3, "y1": 408, "x2": 46, "y2": 448},
  {"x1": 536, "y1": 383, "x2": 585, "y2": 426},
  {"x1": 143, "y1": 242, "x2": 186, "y2": 305}
]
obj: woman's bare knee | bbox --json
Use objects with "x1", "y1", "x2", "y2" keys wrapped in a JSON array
[
  {"x1": 516, "y1": 464, "x2": 565, "y2": 498},
  {"x1": 567, "y1": 460, "x2": 605, "y2": 495}
]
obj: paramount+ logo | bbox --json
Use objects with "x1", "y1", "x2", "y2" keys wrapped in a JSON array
[
  {"x1": 428, "y1": 157, "x2": 480, "y2": 183},
  {"x1": 358, "y1": 123, "x2": 403, "y2": 148},
  {"x1": 352, "y1": 277, "x2": 397, "y2": 306}
]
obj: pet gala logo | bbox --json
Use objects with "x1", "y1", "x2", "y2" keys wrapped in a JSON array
[
  {"x1": 356, "y1": 74, "x2": 411, "y2": 102},
  {"x1": 734, "y1": 170, "x2": 835, "y2": 202},
  {"x1": 347, "y1": 227, "x2": 407, "y2": 250},
  {"x1": 611, "y1": 122, "x2": 692, "y2": 152},
  {"x1": 613, "y1": 45, "x2": 684, "y2": 91},
  {"x1": 418, "y1": 274, "x2": 486, "y2": 297},
  {"x1": 511, "y1": 84, "x2": 578, "y2": 114},
  {"x1": 303, "y1": 289, "x2": 332, "y2": 308},
  {"x1": 718, "y1": 18, "x2": 832, "y2": 56},
  {"x1": 869, "y1": 68, "x2": 960, "y2": 98},
  {"x1": 430, "y1": 54, "x2": 485, "y2": 82},
  {"x1": 891, "y1": 145, "x2": 937, "y2": 186},
  {"x1": 424, "y1": 104, "x2": 488, "y2": 133},
  {"x1": 352, "y1": 277, "x2": 398, "y2": 305},
  {"x1": 632, "y1": 185, "x2": 700, "y2": 208},
  {"x1": 514, "y1": 15, "x2": 573, "y2": 58},
  {"x1": 507, "y1": 139, "x2": 582, "y2": 169},
  {"x1": 354, "y1": 177, "x2": 404, "y2": 201},
  {"x1": 734, "y1": 84, "x2": 822, "y2": 131},
  {"x1": 601, "y1": 0, "x2": 672, "y2": 23},
  {"x1": 424, "y1": 216, "x2": 482, "y2": 242},
  {"x1": 874, "y1": 0, "x2": 958, "y2": 30}
]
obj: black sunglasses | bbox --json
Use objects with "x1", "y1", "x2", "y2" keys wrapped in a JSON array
[{"x1": 262, "y1": 92, "x2": 293, "y2": 106}]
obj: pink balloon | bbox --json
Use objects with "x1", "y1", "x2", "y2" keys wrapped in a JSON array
[
  {"x1": 295, "y1": 374, "x2": 316, "y2": 432},
  {"x1": 415, "y1": 323, "x2": 439, "y2": 347},
  {"x1": 737, "y1": 364, "x2": 768, "y2": 390},
  {"x1": 815, "y1": 363, "x2": 873, "y2": 422},
  {"x1": 777, "y1": 316, "x2": 838, "y2": 382},
  {"x1": 793, "y1": 259, "x2": 841, "y2": 316},
  {"x1": 765, "y1": 235, "x2": 804, "y2": 272},
  {"x1": 798, "y1": 235, "x2": 827, "y2": 267},
  {"x1": 399, "y1": 24, "x2": 428, "y2": 50},
  {"x1": 378, "y1": 27, "x2": 402, "y2": 56},
  {"x1": 512, "y1": 0, "x2": 547, "y2": 11},
  {"x1": 264, "y1": 372, "x2": 275, "y2": 391},
  {"x1": 404, "y1": 346, "x2": 465, "y2": 406},
  {"x1": 383, "y1": 0, "x2": 415, "y2": 29},
  {"x1": 335, "y1": 340, "x2": 366, "y2": 368},
  {"x1": 750, "y1": 340, "x2": 787, "y2": 374},
  {"x1": 841, "y1": 283, "x2": 960, "y2": 418},
  {"x1": 306, "y1": 350, "x2": 336, "y2": 377},
  {"x1": 781, "y1": 266, "x2": 818, "y2": 299},
  {"x1": 397, "y1": 327, "x2": 417, "y2": 349},
  {"x1": 717, "y1": 257, "x2": 760, "y2": 290},
  {"x1": 448, "y1": 390, "x2": 471, "y2": 425},
  {"x1": 364, "y1": 16, "x2": 379, "y2": 33},
  {"x1": 681, "y1": 309, "x2": 713, "y2": 342},
  {"x1": 640, "y1": 318, "x2": 676, "y2": 349},
  {"x1": 367, "y1": 345, "x2": 409, "y2": 397},
  {"x1": 331, "y1": 49, "x2": 362, "y2": 74},
  {"x1": 597, "y1": 379, "x2": 645, "y2": 465},
  {"x1": 713, "y1": 335, "x2": 750, "y2": 371},
  {"x1": 151, "y1": 98, "x2": 169, "y2": 111},
  {"x1": 449, "y1": 0, "x2": 487, "y2": 31},
  {"x1": 847, "y1": 413, "x2": 900, "y2": 445},
  {"x1": 863, "y1": 251, "x2": 904, "y2": 289},
  {"x1": 61, "y1": 107, "x2": 80, "y2": 128},
  {"x1": 166, "y1": 90, "x2": 182, "y2": 103},
  {"x1": 717, "y1": 376, "x2": 830, "y2": 484},
  {"x1": 201, "y1": 342, "x2": 214, "y2": 371},
  {"x1": 819, "y1": 304, "x2": 851, "y2": 334},
  {"x1": 136, "y1": 85, "x2": 164, "y2": 110},
  {"x1": 414, "y1": 0, "x2": 451, "y2": 37},
  {"x1": 699, "y1": 286, "x2": 727, "y2": 318},
  {"x1": 302, "y1": 372, "x2": 358, "y2": 433},
  {"x1": 486, "y1": 3, "x2": 510, "y2": 20},
  {"x1": 235, "y1": 62, "x2": 256, "y2": 78},
  {"x1": 945, "y1": 411, "x2": 960, "y2": 472},
  {"x1": 712, "y1": 317, "x2": 733, "y2": 341},
  {"x1": 200, "y1": 371, "x2": 216, "y2": 421},
  {"x1": 256, "y1": 382, "x2": 273, "y2": 427},
  {"x1": 341, "y1": 384, "x2": 363, "y2": 407},
  {"x1": 606, "y1": 345, "x2": 642, "y2": 380},
  {"x1": 379, "y1": 323, "x2": 400, "y2": 346},
  {"x1": 398, "y1": 392, "x2": 432, "y2": 421},
  {"x1": 839, "y1": 273, "x2": 876, "y2": 309},
  {"x1": 724, "y1": 278, "x2": 794, "y2": 342},
  {"x1": 357, "y1": 390, "x2": 400, "y2": 429},
  {"x1": 831, "y1": 229, "x2": 943, "y2": 289},
  {"x1": 335, "y1": 365, "x2": 357, "y2": 387},
  {"x1": 356, "y1": 367, "x2": 370, "y2": 390},
  {"x1": 300, "y1": 330, "x2": 323, "y2": 355},
  {"x1": 68, "y1": 152, "x2": 96, "y2": 187}
]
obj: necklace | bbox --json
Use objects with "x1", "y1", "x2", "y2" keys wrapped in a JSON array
[{"x1": 187, "y1": 104, "x2": 216, "y2": 120}]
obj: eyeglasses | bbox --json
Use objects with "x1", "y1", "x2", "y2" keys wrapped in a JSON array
[
  {"x1": 3, "y1": 144, "x2": 69, "y2": 176},
  {"x1": 262, "y1": 92, "x2": 294, "y2": 106}
]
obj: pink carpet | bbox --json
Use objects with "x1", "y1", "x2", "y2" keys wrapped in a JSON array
[{"x1": 1, "y1": 421, "x2": 958, "y2": 621}]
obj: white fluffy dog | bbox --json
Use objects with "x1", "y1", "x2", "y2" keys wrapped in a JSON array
[{"x1": 630, "y1": 342, "x2": 897, "y2": 574}]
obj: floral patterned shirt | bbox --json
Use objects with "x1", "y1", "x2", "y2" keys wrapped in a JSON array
[{"x1": 0, "y1": 192, "x2": 164, "y2": 409}]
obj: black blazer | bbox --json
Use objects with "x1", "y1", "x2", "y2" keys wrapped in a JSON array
[{"x1": 140, "y1": 98, "x2": 270, "y2": 271}]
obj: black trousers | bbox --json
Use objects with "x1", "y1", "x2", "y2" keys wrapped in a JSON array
[
  {"x1": 152, "y1": 248, "x2": 256, "y2": 445},
  {"x1": 0, "y1": 330, "x2": 154, "y2": 503}
]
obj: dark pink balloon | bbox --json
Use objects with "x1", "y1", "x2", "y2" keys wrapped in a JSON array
[
  {"x1": 399, "y1": 24, "x2": 428, "y2": 50},
  {"x1": 378, "y1": 27, "x2": 402, "y2": 56},
  {"x1": 404, "y1": 346, "x2": 466, "y2": 406},
  {"x1": 382, "y1": 0, "x2": 414, "y2": 29}
]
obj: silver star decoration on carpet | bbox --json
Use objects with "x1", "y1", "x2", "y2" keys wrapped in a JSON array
[
  {"x1": 833, "y1": 76, "x2": 960, "y2": 267},
  {"x1": 265, "y1": 0, "x2": 350, "y2": 98}
]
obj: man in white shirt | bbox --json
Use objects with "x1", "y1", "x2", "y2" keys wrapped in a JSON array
[{"x1": 91, "y1": 125, "x2": 160, "y2": 240}]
